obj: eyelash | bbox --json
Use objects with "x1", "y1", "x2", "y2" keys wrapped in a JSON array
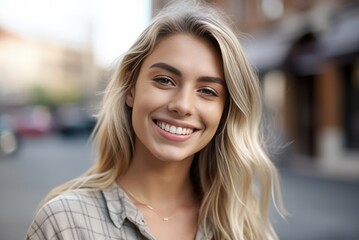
[
  {"x1": 198, "y1": 88, "x2": 218, "y2": 96},
  {"x1": 153, "y1": 76, "x2": 218, "y2": 97},
  {"x1": 153, "y1": 76, "x2": 174, "y2": 86}
]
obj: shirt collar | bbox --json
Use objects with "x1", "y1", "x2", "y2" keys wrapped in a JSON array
[
  {"x1": 102, "y1": 182, "x2": 214, "y2": 239},
  {"x1": 102, "y1": 182, "x2": 147, "y2": 228}
]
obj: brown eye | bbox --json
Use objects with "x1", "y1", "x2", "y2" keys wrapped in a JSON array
[
  {"x1": 198, "y1": 88, "x2": 217, "y2": 96},
  {"x1": 153, "y1": 76, "x2": 174, "y2": 86}
]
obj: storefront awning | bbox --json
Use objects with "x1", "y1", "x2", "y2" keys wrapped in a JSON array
[
  {"x1": 321, "y1": 7, "x2": 359, "y2": 58},
  {"x1": 241, "y1": 29, "x2": 291, "y2": 72},
  {"x1": 241, "y1": 5, "x2": 359, "y2": 72}
]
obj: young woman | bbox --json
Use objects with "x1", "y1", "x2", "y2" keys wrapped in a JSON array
[{"x1": 26, "y1": 1, "x2": 284, "y2": 239}]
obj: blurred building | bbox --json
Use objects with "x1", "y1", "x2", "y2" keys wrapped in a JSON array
[
  {"x1": 152, "y1": 0, "x2": 359, "y2": 178},
  {"x1": 0, "y1": 28, "x2": 100, "y2": 108}
]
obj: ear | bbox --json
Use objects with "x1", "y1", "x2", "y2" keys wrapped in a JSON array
[{"x1": 125, "y1": 87, "x2": 135, "y2": 107}]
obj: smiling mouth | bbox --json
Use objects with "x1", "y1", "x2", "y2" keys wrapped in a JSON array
[{"x1": 155, "y1": 120, "x2": 195, "y2": 135}]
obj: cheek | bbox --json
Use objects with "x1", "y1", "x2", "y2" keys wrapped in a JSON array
[
  {"x1": 133, "y1": 90, "x2": 163, "y2": 112},
  {"x1": 131, "y1": 86, "x2": 166, "y2": 124},
  {"x1": 202, "y1": 103, "x2": 225, "y2": 130},
  {"x1": 133, "y1": 82, "x2": 153, "y2": 107}
]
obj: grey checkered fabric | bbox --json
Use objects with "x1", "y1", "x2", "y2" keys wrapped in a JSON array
[{"x1": 26, "y1": 182, "x2": 212, "y2": 240}]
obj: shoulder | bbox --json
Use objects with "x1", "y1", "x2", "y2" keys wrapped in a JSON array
[
  {"x1": 26, "y1": 189, "x2": 107, "y2": 240},
  {"x1": 41, "y1": 189, "x2": 106, "y2": 220}
]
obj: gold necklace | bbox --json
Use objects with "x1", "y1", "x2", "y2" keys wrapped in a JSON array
[{"x1": 121, "y1": 186, "x2": 176, "y2": 222}]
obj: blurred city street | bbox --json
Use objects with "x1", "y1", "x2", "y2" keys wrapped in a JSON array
[
  {"x1": 0, "y1": 135, "x2": 358, "y2": 240},
  {"x1": 0, "y1": 135, "x2": 94, "y2": 240},
  {"x1": 1, "y1": 0, "x2": 359, "y2": 239}
]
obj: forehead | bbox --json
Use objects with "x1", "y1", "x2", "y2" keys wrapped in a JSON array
[{"x1": 142, "y1": 33, "x2": 224, "y2": 78}]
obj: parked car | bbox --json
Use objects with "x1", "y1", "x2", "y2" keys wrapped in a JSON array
[
  {"x1": 54, "y1": 104, "x2": 96, "y2": 137},
  {"x1": 14, "y1": 105, "x2": 53, "y2": 137}
]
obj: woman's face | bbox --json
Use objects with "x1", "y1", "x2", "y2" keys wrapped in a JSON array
[{"x1": 126, "y1": 33, "x2": 227, "y2": 163}]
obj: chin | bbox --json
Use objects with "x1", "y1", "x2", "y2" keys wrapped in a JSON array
[{"x1": 154, "y1": 152, "x2": 194, "y2": 163}]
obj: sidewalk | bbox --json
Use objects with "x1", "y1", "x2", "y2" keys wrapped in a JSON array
[
  {"x1": 276, "y1": 153, "x2": 359, "y2": 183},
  {"x1": 273, "y1": 166, "x2": 359, "y2": 240}
]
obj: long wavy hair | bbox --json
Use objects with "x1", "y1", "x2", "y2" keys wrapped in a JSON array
[{"x1": 44, "y1": 1, "x2": 285, "y2": 239}]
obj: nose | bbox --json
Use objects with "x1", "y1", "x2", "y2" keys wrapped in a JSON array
[{"x1": 167, "y1": 87, "x2": 194, "y2": 117}]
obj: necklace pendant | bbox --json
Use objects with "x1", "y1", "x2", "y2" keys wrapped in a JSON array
[{"x1": 163, "y1": 217, "x2": 169, "y2": 221}]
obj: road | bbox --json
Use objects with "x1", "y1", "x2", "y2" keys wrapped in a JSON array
[
  {"x1": 0, "y1": 135, "x2": 94, "y2": 240},
  {"x1": 0, "y1": 135, "x2": 358, "y2": 240},
  {"x1": 272, "y1": 170, "x2": 359, "y2": 240}
]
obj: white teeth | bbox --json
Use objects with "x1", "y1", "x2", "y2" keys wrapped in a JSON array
[
  {"x1": 169, "y1": 126, "x2": 176, "y2": 134},
  {"x1": 176, "y1": 127, "x2": 182, "y2": 135},
  {"x1": 156, "y1": 121, "x2": 194, "y2": 135}
]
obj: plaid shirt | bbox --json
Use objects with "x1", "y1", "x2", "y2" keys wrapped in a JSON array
[{"x1": 26, "y1": 182, "x2": 212, "y2": 240}]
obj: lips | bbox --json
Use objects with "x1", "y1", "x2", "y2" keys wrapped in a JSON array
[{"x1": 155, "y1": 120, "x2": 195, "y2": 135}]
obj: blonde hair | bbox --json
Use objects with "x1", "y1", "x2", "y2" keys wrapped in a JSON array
[{"x1": 44, "y1": 1, "x2": 285, "y2": 239}]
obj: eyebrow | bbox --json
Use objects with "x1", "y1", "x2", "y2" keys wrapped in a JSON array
[
  {"x1": 150, "y1": 62, "x2": 182, "y2": 77},
  {"x1": 150, "y1": 62, "x2": 226, "y2": 86},
  {"x1": 198, "y1": 76, "x2": 226, "y2": 87}
]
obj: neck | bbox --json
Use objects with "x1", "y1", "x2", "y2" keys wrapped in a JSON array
[{"x1": 118, "y1": 151, "x2": 196, "y2": 208}]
